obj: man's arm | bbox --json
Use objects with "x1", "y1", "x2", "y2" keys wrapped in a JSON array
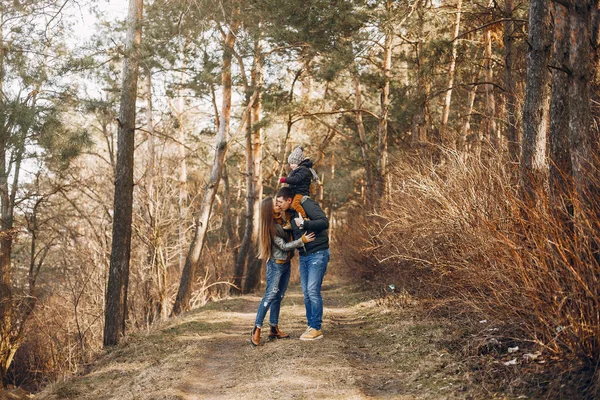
[{"x1": 300, "y1": 198, "x2": 329, "y2": 232}]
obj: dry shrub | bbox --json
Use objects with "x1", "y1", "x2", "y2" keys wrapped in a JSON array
[{"x1": 358, "y1": 148, "x2": 600, "y2": 397}]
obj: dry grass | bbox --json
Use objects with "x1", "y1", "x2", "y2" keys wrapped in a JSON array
[
  {"x1": 33, "y1": 278, "x2": 492, "y2": 399},
  {"x1": 347, "y1": 148, "x2": 600, "y2": 399}
]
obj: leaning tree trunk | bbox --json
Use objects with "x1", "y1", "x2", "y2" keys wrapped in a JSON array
[
  {"x1": 519, "y1": 0, "x2": 551, "y2": 206},
  {"x1": 504, "y1": 0, "x2": 519, "y2": 162},
  {"x1": 103, "y1": 0, "x2": 143, "y2": 347},
  {"x1": 548, "y1": 3, "x2": 573, "y2": 223},
  {"x1": 440, "y1": 0, "x2": 462, "y2": 146},
  {"x1": 172, "y1": 13, "x2": 240, "y2": 315}
]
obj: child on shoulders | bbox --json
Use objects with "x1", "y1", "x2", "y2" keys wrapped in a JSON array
[{"x1": 279, "y1": 146, "x2": 317, "y2": 222}]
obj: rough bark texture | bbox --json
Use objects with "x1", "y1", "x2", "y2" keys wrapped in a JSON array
[
  {"x1": 548, "y1": 3, "x2": 573, "y2": 220},
  {"x1": 440, "y1": 0, "x2": 462, "y2": 145},
  {"x1": 172, "y1": 13, "x2": 240, "y2": 315},
  {"x1": 503, "y1": 0, "x2": 519, "y2": 162},
  {"x1": 103, "y1": 0, "x2": 143, "y2": 347},
  {"x1": 568, "y1": 0, "x2": 598, "y2": 222},
  {"x1": 520, "y1": 0, "x2": 551, "y2": 205}
]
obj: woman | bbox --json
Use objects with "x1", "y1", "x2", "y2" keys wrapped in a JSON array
[{"x1": 251, "y1": 197, "x2": 315, "y2": 346}]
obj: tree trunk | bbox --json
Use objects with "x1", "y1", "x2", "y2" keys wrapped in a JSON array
[
  {"x1": 233, "y1": 81, "x2": 256, "y2": 294},
  {"x1": 376, "y1": 2, "x2": 392, "y2": 200},
  {"x1": 504, "y1": 0, "x2": 519, "y2": 162},
  {"x1": 568, "y1": 0, "x2": 598, "y2": 225},
  {"x1": 548, "y1": 3, "x2": 573, "y2": 221},
  {"x1": 460, "y1": 62, "x2": 482, "y2": 150},
  {"x1": 177, "y1": 44, "x2": 190, "y2": 276},
  {"x1": 172, "y1": 13, "x2": 240, "y2": 315},
  {"x1": 520, "y1": 0, "x2": 551, "y2": 205},
  {"x1": 0, "y1": 137, "x2": 13, "y2": 388},
  {"x1": 412, "y1": 1, "x2": 430, "y2": 150},
  {"x1": 104, "y1": 0, "x2": 143, "y2": 347},
  {"x1": 353, "y1": 66, "x2": 374, "y2": 207},
  {"x1": 440, "y1": 0, "x2": 462, "y2": 146},
  {"x1": 243, "y1": 38, "x2": 264, "y2": 294},
  {"x1": 483, "y1": 11, "x2": 499, "y2": 150}
]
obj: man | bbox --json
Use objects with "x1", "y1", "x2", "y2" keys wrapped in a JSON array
[{"x1": 276, "y1": 186, "x2": 330, "y2": 340}]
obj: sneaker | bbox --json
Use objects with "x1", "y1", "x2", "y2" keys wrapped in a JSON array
[
  {"x1": 282, "y1": 222, "x2": 292, "y2": 230},
  {"x1": 299, "y1": 327, "x2": 323, "y2": 341}
]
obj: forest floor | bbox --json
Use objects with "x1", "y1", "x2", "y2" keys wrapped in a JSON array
[{"x1": 32, "y1": 273, "x2": 525, "y2": 400}]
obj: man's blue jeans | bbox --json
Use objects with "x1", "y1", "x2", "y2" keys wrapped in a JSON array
[
  {"x1": 254, "y1": 259, "x2": 291, "y2": 327},
  {"x1": 299, "y1": 249, "x2": 330, "y2": 330}
]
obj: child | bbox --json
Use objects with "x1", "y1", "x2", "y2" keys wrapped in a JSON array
[{"x1": 278, "y1": 146, "x2": 316, "y2": 221}]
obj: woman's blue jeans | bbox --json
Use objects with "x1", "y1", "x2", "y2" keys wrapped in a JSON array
[
  {"x1": 299, "y1": 249, "x2": 330, "y2": 330},
  {"x1": 254, "y1": 259, "x2": 291, "y2": 327}
]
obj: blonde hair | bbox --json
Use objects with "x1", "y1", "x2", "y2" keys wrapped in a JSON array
[{"x1": 257, "y1": 197, "x2": 275, "y2": 260}]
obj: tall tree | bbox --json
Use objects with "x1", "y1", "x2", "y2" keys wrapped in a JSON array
[
  {"x1": 172, "y1": 6, "x2": 242, "y2": 315},
  {"x1": 503, "y1": 0, "x2": 519, "y2": 162},
  {"x1": 567, "y1": 0, "x2": 598, "y2": 225},
  {"x1": 548, "y1": 3, "x2": 572, "y2": 221},
  {"x1": 243, "y1": 37, "x2": 264, "y2": 294},
  {"x1": 440, "y1": 0, "x2": 463, "y2": 146},
  {"x1": 103, "y1": 0, "x2": 144, "y2": 347},
  {"x1": 375, "y1": 0, "x2": 393, "y2": 199},
  {"x1": 520, "y1": 0, "x2": 551, "y2": 204}
]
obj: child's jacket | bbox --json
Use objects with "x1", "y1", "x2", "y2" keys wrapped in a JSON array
[{"x1": 285, "y1": 158, "x2": 313, "y2": 196}]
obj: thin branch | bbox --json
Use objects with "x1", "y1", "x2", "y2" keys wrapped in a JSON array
[{"x1": 452, "y1": 18, "x2": 528, "y2": 43}]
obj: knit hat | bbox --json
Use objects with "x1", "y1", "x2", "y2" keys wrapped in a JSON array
[{"x1": 287, "y1": 146, "x2": 304, "y2": 165}]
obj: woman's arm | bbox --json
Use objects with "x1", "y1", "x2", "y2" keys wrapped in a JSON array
[{"x1": 273, "y1": 235, "x2": 305, "y2": 251}]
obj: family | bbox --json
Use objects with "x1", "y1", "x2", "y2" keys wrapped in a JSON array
[{"x1": 250, "y1": 146, "x2": 331, "y2": 346}]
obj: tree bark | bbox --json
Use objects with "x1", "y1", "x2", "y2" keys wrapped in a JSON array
[
  {"x1": 353, "y1": 66, "x2": 374, "y2": 206},
  {"x1": 520, "y1": 0, "x2": 551, "y2": 205},
  {"x1": 376, "y1": 2, "x2": 392, "y2": 200},
  {"x1": 243, "y1": 38, "x2": 264, "y2": 294},
  {"x1": 504, "y1": 0, "x2": 519, "y2": 162},
  {"x1": 460, "y1": 58, "x2": 483, "y2": 150},
  {"x1": 104, "y1": 0, "x2": 143, "y2": 347},
  {"x1": 172, "y1": 12, "x2": 240, "y2": 315},
  {"x1": 483, "y1": 12, "x2": 499, "y2": 150},
  {"x1": 233, "y1": 76, "x2": 256, "y2": 294},
  {"x1": 440, "y1": 0, "x2": 462, "y2": 146},
  {"x1": 568, "y1": 0, "x2": 598, "y2": 225},
  {"x1": 0, "y1": 134, "x2": 13, "y2": 388},
  {"x1": 548, "y1": 3, "x2": 573, "y2": 221}
]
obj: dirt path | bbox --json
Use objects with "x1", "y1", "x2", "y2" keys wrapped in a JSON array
[{"x1": 37, "y1": 280, "x2": 490, "y2": 400}]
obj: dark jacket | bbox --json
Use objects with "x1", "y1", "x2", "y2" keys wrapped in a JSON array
[
  {"x1": 285, "y1": 159, "x2": 313, "y2": 196},
  {"x1": 290, "y1": 196, "x2": 329, "y2": 256}
]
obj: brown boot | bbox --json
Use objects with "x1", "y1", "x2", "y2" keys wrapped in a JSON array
[
  {"x1": 268, "y1": 325, "x2": 290, "y2": 339},
  {"x1": 250, "y1": 326, "x2": 261, "y2": 346}
]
